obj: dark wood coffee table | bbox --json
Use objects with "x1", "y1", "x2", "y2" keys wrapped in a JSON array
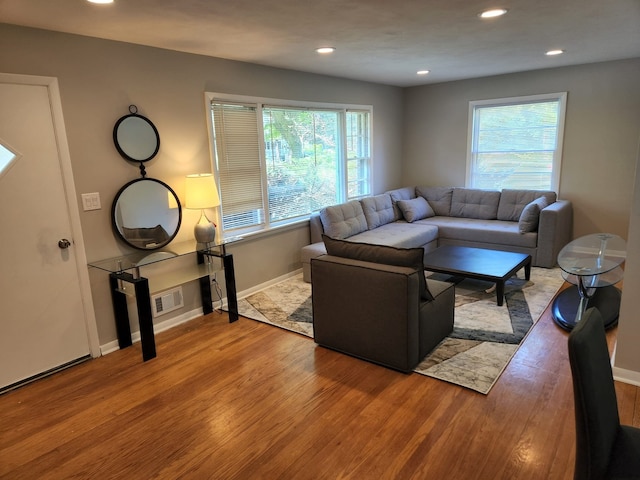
[{"x1": 423, "y1": 246, "x2": 531, "y2": 306}]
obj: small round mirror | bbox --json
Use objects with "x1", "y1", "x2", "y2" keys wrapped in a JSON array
[
  {"x1": 112, "y1": 178, "x2": 181, "y2": 250},
  {"x1": 113, "y1": 106, "x2": 160, "y2": 163}
]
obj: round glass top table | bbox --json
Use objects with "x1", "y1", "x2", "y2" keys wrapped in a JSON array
[{"x1": 552, "y1": 233, "x2": 626, "y2": 330}]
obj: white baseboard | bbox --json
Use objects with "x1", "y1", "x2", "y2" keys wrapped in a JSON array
[
  {"x1": 236, "y1": 269, "x2": 302, "y2": 300},
  {"x1": 613, "y1": 366, "x2": 640, "y2": 387},
  {"x1": 99, "y1": 306, "x2": 204, "y2": 356},
  {"x1": 610, "y1": 344, "x2": 640, "y2": 387},
  {"x1": 99, "y1": 268, "x2": 303, "y2": 356}
]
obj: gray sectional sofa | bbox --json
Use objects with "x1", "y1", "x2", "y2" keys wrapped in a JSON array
[{"x1": 301, "y1": 186, "x2": 573, "y2": 282}]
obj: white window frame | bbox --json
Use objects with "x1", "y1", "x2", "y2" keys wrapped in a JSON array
[
  {"x1": 465, "y1": 92, "x2": 567, "y2": 192},
  {"x1": 204, "y1": 92, "x2": 373, "y2": 237}
]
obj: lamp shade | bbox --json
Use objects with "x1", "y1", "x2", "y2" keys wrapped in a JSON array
[{"x1": 185, "y1": 173, "x2": 220, "y2": 209}]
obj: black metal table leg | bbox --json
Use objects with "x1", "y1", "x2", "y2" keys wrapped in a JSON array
[
  {"x1": 197, "y1": 251, "x2": 214, "y2": 315},
  {"x1": 134, "y1": 277, "x2": 156, "y2": 361},
  {"x1": 109, "y1": 272, "x2": 156, "y2": 361},
  {"x1": 109, "y1": 273, "x2": 132, "y2": 349},
  {"x1": 223, "y1": 253, "x2": 239, "y2": 322}
]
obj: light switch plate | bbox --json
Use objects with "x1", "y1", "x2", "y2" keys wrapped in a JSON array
[{"x1": 81, "y1": 192, "x2": 101, "y2": 211}]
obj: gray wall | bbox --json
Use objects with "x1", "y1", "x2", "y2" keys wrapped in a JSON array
[
  {"x1": 615, "y1": 141, "x2": 640, "y2": 379},
  {"x1": 403, "y1": 59, "x2": 640, "y2": 239},
  {"x1": 0, "y1": 24, "x2": 403, "y2": 345}
]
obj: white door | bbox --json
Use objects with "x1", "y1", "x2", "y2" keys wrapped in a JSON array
[{"x1": 0, "y1": 74, "x2": 98, "y2": 391}]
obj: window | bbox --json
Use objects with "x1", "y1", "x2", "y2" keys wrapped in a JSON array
[
  {"x1": 466, "y1": 93, "x2": 567, "y2": 191},
  {"x1": 0, "y1": 141, "x2": 19, "y2": 180},
  {"x1": 207, "y1": 94, "x2": 372, "y2": 235}
]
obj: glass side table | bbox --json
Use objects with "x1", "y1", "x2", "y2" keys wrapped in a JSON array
[
  {"x1": 552, "y1": 233, "x2": 626, "y2": 331},
  {"x1": 89, "y1": 237, "x2": 242, "y2": 361}
]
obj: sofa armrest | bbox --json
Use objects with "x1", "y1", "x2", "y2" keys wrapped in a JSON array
[
  {"x1": 537, "y1": 199, "x2": 573, "y2": 267},
  {"x1": 311, "y1": 255, "x2": 421, "y2": 372},
  {"x1": 309, "y1": 212, "x2": 324, "y2": 244}
]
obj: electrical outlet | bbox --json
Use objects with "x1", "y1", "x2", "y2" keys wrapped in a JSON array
[{"x1": 81, "y1": 192, "x2": 101, "y2": 211}]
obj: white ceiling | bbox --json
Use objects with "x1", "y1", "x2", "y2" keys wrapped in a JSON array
[{"x1": 1, "y1": 0, "x2": 639, "y2": 87}]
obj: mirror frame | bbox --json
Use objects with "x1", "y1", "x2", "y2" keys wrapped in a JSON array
[
  {"x1": 111, "y1": 178, "x2": 182, "y2": 251},
  {"x1": 113, "y1": 109, "x2": 160, "y2": 163}
]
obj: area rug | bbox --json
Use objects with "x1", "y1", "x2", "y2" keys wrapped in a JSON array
[{"x1": 237, "y1": 268, "x2": 564, "y2": 394}]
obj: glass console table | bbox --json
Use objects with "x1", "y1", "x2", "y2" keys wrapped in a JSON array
[
  {"x1": 89, "y1": 237, "x2": 242, "y2": 361},
  {"x1": 552, "y1": 233, "x2": 626, "y2": 331}
]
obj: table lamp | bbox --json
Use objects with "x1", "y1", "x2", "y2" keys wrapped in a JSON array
[{"x1": 185, "y1": 173, "x2": 220, "y2": 246}]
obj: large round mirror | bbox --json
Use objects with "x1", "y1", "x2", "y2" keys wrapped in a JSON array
[
  {"x1": 113, "y1": 107, "x2": 160, "y2": 163},
  {"x1": 112, "y1": 178, "x2": 182, "y2": 250}
]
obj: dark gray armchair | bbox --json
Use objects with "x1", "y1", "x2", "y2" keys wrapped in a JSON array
[
  {"x1": 311, "y1": 238, "x2": 454, "y2": 373},
  {"x1": 568, "y1": 307, "x2": 640, "y2": 480}
]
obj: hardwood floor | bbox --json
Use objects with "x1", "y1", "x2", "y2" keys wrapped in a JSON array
[{"x1": 1, "y1": 290, "x2": 639, "y2": 480}]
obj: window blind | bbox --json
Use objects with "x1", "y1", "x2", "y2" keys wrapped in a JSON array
[{"x1": 211, "y1": 102, "x2": 264, "y2": 230}]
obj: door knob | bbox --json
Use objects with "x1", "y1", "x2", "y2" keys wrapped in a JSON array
[{"x1": 58, "y1": 238, "x2": 71, "y2": 249}]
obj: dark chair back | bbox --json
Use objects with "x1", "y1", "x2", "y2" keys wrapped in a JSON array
[{"x1": 568, "y1": 307, "x2": 620, "y2": 480}]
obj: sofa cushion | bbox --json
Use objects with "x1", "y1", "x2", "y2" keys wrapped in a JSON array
[
  {"x1": 348, "y1": 221, "x2": 439, "y2": 249},
  {"x1": 415, "y1": 186, "x2": 454, "y2": 216},
  {"x1": 519, "y1": 197, "x2": 549, "y2": 233},
  {"x1": 319, "y1": 200, "x2": 368, "y2": 239},
  {"x1": 361, "y1": 193, "x2": 395, "y2": 229},
  {"x1": 387, "y1": 186, "x2": 416, "y2": 202},
  {"x1": 449, "y1": 188, "x2": 501, "y2": 220},
  {"x1": 497, "y1": 189, "x2": 557, "y2": 221},
  {"x1": 323, "y1": 235, "x2": 433, "y2": 301},
  {"x1": 417, "y1": 216, "x2": 538, "y2": 248},
  {"x1": 396, "y1": 196, "x2": 435, "y2": 222},
  {"x1": 386, "y1": 186, "x2": 417, "y2": 221}
]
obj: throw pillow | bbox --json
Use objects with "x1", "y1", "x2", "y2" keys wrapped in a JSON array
[
  {"x1": 396, "y1": 196, "x2": 435, "y2": 223},
  {"x1": 387, "y1": 187, "x2": 417, "y2": 221},
  {"x1": 322, "y1": 235, "x2": 434, "y2": 301},
  {"x1": 518, "y1": 197, "x2": 549, "y2": 233},
  {"x1": 497, "y1": 189, "x2": 556, "y2": 221},
  {"x1": 415, "y1": 186, "x2": 453, "y2": 216}
]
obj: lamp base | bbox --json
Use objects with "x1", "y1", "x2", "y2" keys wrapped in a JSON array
[{"x1": 194, "y1": 210, "x2": 216, "y2": 245}]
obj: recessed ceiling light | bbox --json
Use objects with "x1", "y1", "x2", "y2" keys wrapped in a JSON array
[
  {"x1": 417, "y1": 70, "x2": 430, "y2": 75},
  {"x1": 479, "y1": 8, "x2": 508, "y2": 18},
  {"x1": 87, "y1": 0, "x2": 114, "y2": 3},
  {"x1": 316, "y1": 47, "x2": 336, "y2": 54},
  {"x1": 546, "y1": 49, "x2": 565, "y2": 56}
]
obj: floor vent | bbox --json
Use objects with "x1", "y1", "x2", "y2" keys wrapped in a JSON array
[{"x1": 151, "y1": 286, "x2": 184, "y2": 318}]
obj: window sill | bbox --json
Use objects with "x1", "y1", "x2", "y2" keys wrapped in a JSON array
[{"x1": 221, "y1": 218, "x2": 310, "y2": 245}]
